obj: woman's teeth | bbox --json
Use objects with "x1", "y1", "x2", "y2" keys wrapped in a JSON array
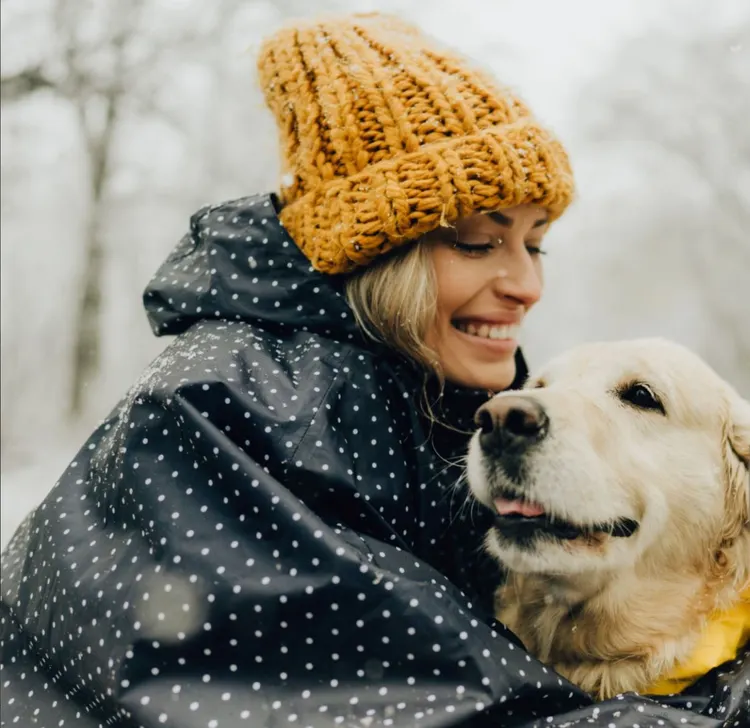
[{"x1": 454, "y1": 322, "x2": 519, "y2": 340}]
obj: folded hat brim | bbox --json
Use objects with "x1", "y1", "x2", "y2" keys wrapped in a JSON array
[{"x1": 279, "y1": 118, "x2": 575, "y2": 275}]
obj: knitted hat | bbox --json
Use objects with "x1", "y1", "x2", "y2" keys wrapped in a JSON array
[{"x1": 257, "y1": 13, "x2": 575, "y2": 275}]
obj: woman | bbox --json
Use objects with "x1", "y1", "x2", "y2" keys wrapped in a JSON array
[{"x1": 1, "y1": 13, "x2": 743, "y2": 728}]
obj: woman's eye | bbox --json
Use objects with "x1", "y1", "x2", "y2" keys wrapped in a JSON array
[
  {"x1": 453, "y1": 241, "x2": 493, "y2": 255},
  {"x1": 526, "y1": 245, "x2": 547, "y2": 256}
]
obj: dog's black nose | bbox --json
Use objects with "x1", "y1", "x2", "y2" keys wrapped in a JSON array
[{"x1": 475, "y1": 395, "x2": 549, "y2": 451}]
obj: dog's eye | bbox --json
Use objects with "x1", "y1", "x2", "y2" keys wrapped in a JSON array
[{"x1": 619, "y1": 383, "x2": 666, "y2": 414}]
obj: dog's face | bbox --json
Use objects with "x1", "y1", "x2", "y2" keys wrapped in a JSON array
[{"x1": 466, "y1": 338, "x2": 750, "y2": 577}]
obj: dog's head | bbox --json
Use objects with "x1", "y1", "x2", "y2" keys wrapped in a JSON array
[{"x1": 466, "y1": 338, "x2": 750, "y2": 581}]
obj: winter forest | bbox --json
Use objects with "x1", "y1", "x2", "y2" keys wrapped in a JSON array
[{"x1": 1, "y1": 0, "x2": 749, "y2": 546}]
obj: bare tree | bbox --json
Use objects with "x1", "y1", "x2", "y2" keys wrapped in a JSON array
[
  {"x1": 0, "y1": 68, "x2": 56, "y2": 100},
  {"x1": 3, "y1": 0, "x2": 153, "y2": 415},
  {"x1": 59, "y1": 1, "x2": 144, "y2": 416},
  {"x1": 1, "y1": 0, "x2": 245, "y2": 417}
]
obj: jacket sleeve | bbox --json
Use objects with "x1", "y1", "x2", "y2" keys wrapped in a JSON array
[{"x1": 2, "y1": 326, "x2": 747, "y2": 728}]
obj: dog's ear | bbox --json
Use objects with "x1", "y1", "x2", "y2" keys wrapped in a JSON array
[
  {"x1": 727, "y1": 394, "x2": 750, "y2": 467},
  {"x1": 722, "y1": 393, "x2": 750, "y2": 534},
  {"x1": 715, "y1": 393, "x2": 750, "y2": 583}
]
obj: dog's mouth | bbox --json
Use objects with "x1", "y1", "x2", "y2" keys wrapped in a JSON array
[{"x1": 491, "y1": 492, "x2": 639, "y2": 541}]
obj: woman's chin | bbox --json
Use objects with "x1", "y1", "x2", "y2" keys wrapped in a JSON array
[
  {"x1": 428, "y1": 328, "x2": 520, "y2": 393},
  {"x1": 442, "y1": 358, "x2": 517, "y2": 393}
]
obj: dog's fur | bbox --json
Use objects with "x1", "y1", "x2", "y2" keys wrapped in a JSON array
[{"x1": 466, "y1": 338, "x2": 750, "y2": 699}]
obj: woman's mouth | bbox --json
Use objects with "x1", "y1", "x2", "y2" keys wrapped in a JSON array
[{"x1": 452, "y1": 321, "x2": 520, "y2": 341}]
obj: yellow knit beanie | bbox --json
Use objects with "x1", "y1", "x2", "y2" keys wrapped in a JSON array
[{"x1": 257, "y1": 13, "x2": 575, "y2": 275}]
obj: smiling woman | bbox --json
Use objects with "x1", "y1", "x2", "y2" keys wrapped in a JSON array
[{"x1": 6, "y1": 10, "x2": 744, "y2": 728}]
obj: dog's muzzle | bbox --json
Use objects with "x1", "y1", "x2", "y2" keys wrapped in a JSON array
[{"x1": 473, "y1": 395, "x2": 640, "y2": 543}]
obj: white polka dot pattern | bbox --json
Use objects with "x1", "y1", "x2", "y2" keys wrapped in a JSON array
[{"x1": 1, "y1": 194, "x2": 747, "y2": 727}]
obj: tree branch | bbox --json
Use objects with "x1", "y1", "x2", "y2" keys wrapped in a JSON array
[{"x1": 0, "y1": 68, "x2": 58, "y2": 102}]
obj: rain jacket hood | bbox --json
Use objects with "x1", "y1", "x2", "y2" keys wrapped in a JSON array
[
  {"x1": 1, "y1": 194, "x2": 748, "y2": 728},
  {"x1": 143, "y1": 193, "x2": 359, "y2": 341}
]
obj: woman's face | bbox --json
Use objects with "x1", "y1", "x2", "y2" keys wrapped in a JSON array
[{"x1": 425, "y1": 204, "x2": 549, "y2": 392}]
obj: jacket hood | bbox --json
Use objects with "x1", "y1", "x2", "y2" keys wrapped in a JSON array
[{"x1": 143, "y1": 193, "x2": 360, "y2": 340}]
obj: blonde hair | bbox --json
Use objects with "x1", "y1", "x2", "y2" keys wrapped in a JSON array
[{"x1": 345, "y1": 240, "x2": 440, "y2": 376}]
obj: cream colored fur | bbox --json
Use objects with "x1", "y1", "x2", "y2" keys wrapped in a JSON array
[{"x1": 466, "y1": 338, "x2": 750, "y2": 699}]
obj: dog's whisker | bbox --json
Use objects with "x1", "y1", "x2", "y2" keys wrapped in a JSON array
[
  {"x1": 446, "y1": 474, "x2": 474, "y2": 532},
  {"x1": 432, "y1": 449, "x2": 467, "y2": 471},
  {"x1": 441, "y1": 476, "x2": 465, "y2": 511},
  {"x1": 446, "y1": 479, "x2": 464, "y2": 523},
  {"x1": 436, "y1": 458, "x2": 471, "y2": 512}
]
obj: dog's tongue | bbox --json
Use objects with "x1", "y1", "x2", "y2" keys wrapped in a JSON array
[{"x1": 494, "y1": 497, "x2": 545, "y2": 517}]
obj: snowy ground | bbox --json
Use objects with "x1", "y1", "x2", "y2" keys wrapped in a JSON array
[{"x1": 1, "y1": 441, "x2": 80, "y2": 549}]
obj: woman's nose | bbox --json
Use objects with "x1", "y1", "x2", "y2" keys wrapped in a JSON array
[{"x1": 491, "y1": 257, "x2": 542, "y2": 307}]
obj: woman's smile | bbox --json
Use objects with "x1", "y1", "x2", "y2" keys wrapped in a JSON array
[{"x1": 451, "y1": 318, "x2": 522, "y2": 354}]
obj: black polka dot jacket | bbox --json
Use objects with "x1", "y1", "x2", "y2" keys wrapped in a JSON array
[{"x1": 1, "y1": 194, "x2": 747, "y2": 727}]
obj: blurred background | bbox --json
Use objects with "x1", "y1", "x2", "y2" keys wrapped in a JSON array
[{"x1": 1, "y1": 0, "x2": 748, "y2": 546}]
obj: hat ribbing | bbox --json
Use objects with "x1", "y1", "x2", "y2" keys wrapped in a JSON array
[{"x1": 258, "y1": 13, "x2": 574, "y2": 274}]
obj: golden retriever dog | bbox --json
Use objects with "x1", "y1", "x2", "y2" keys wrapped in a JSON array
[{"x1": 466, "y1": 338, "x2": 750, "y2": 699}]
